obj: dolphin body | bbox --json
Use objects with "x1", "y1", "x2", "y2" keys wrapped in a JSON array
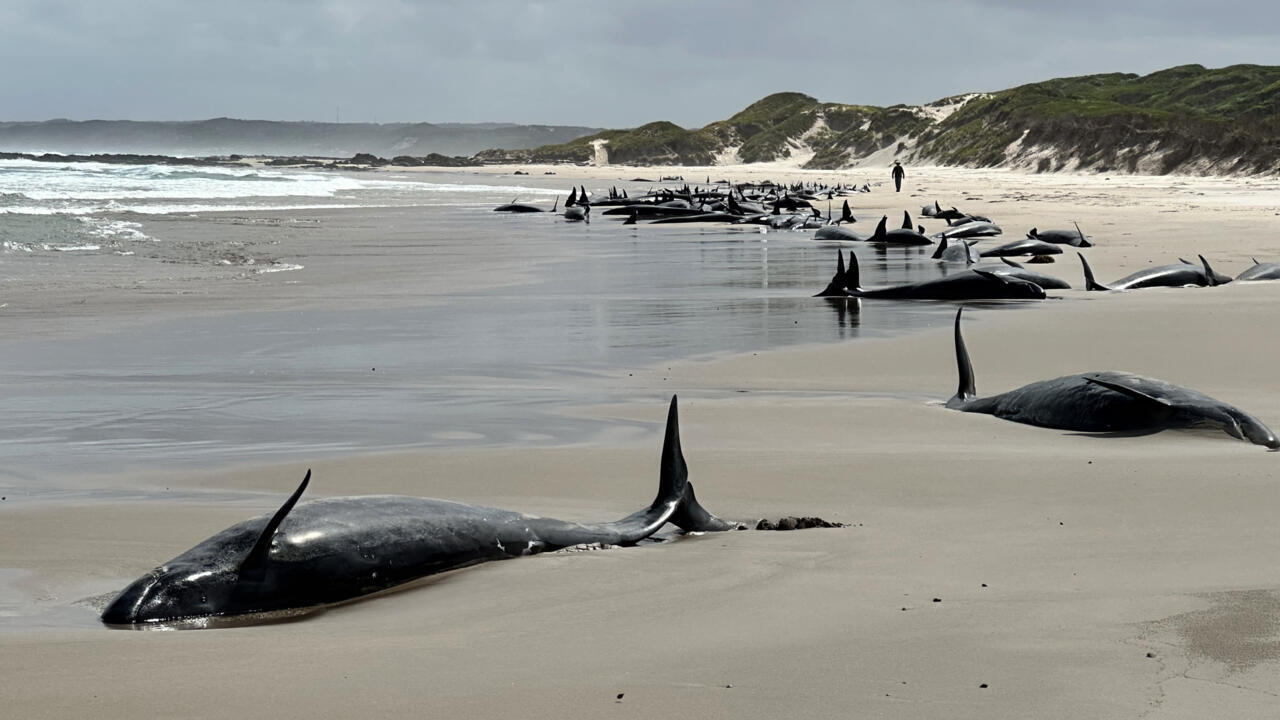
[
  {"x1": 868, "y1": 212, "x2": 933, "y2": 246},
  {"x1": 493, "y1": 198, "x2": 547, "y2": 213},
  {"x1": 1028, "y1": 222, "x2": 1093, "y2": 247},
  {"x1": 931, "y1": 237, "x2": 982, "y2": 264},
  {"x1": 814, "y1": 225, "x2": 869, "y2": 241},
  {"x1": 1078, "y1": 253, "x2": 1223, "y2": 291},
  {"x1": 944, "y1": 308, "x2": 1278, "y2": 449},
  {"x1": 979, "y1": 258, "x2": 1072, "y2": 290},
  {"x1": 934, "y1": 221, "x2": 1002, "y2": 241},
  {"x1": 101, "y1": 398, "x2": 735, "y2": 626},
  {"x1": 1235, "y1": 258, "x2": 1280, "y2": 281},
  {"x1": 815, "y1": 251, "x2": 1045, "y2": 300},
  {"x1": 979, "y1": 238, "x2": 1063, "y2": 258}
]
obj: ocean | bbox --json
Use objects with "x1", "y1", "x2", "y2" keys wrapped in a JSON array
[{"x1": 0, "y1": 159, "x2": 1038, "y2": 489}]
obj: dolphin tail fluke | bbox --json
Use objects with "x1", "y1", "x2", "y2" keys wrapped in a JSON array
[
  {"x1": 947, "y1": 307, "x2": 977, "y2": 409},
  {"x1": 1078, "y1": 252, "x2": 1109, "y2": 291},
  {"x1": 668, "y1": 482, "x2": 737, "y2": 531},
  {"x1": 652, "y1": 395, "x2": 689, "y2": 510}
]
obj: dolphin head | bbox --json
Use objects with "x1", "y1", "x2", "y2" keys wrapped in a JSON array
[
  {"x1": 1235, "y1": 411, "x2": 1280, "y2": 450},
  {"x1": 1193, "y1": 405, "x2": 1280, "y2": 450},
  {"x1": 101, "y1": 562, "x2": 240, "y2": 625}
]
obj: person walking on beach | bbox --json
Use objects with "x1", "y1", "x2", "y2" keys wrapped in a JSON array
[{"x1": 891, "y1": 160, "x2": 905, "y2": 192}]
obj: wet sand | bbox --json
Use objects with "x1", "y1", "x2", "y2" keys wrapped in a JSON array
[{"x1": 3, "y1": 165, "x2": 1280, "y2": 718}]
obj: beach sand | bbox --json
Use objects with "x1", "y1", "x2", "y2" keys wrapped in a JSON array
[{"x1": 3, "y1": 164, "x2": 1280, "y2": 718}]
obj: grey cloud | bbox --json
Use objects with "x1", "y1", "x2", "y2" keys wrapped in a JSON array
[{"x1": 0, "y1": 0, "x2": 1276, "y2": 127}]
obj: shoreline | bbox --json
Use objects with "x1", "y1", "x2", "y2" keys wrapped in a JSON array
[{"x1": 4, "y1": 165, "x2": 1280, "y2": 717}]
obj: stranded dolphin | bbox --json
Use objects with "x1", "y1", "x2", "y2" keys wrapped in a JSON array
[
  {"x1": 867, "y1": 212, "x2": 933, "y2": 246},
  {"x1": 818, "y1": 251, "x2": 1045, "y2": 300},
  {"x1": 1027, "y1": 222, "x2": 1092, "y2": 247},
  {"x1": 1078, "y1": 253, "x2": 1221, "y2": 291},
  {"x1": 1235, "y1": 258, "x2": 1280, "y2": 281},
  {"x1": 944, "y1": 308, "x2": 1278, "y2": 449},
  {"x1": 101, "y1": 397, "x2": 736, "y2": 626}
]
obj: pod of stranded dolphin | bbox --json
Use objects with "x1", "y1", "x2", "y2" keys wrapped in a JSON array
[
  {"x1": 101, "y1": 397, "x2": 741, "y2": 627},
  {"x1": 945, "y1": 307, "x2": 1278, "y2": 450}
]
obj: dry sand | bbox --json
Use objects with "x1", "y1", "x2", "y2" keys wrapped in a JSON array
[{"x1": 4, "y1": 164, "x2": 1280, "y2": 718}]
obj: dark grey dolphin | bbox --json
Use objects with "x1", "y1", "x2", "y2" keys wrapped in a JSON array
[
  {"x1": 818, "y1": 251, "x2": 1045, "y2": 300},
  {"x1": 979, "y1": 238, "x2": 1063, "y2": 258},
  {"x1": 931, "y1": 237, "x2": 981, "y2": 264},
  {"x1": 868, "y1": 212, "x2": 933, "y2": 246},
  {"x1": 1028, "y1": 222, "x2": 1092, "y2": 247},
  {"x1": 101, "y1": 398, "x2": 735, "y2": 626},
  {"x1": 493, "y1": 197, "x2": 547, "y2": 213},
  {"x1": 1235, "y1": 258, "x2": 1280, "y2": 281},
  {"x1": 981, "y1": 257, "x2": 1071, "y2": 289},
  {"x1": 945, "y1": 308, "x2": 1278, "y2": 449},
  {"x1": 1176, "y1": 257, "x2": 1234, "y2": 285},
  {"x1": 815, "y1": 225, "x2": 868, "y2": 242},
  {"x1": 1078, "y1": 253, "x2": 1221, "y2": 291},
  {"x1": 935, "y1": 220, "x2": 1002, "y2": 241}
]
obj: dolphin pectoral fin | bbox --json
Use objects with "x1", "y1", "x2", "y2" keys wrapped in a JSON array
[
  {"x1": 971, "y1": 268, "x2": 1010, "y2": 283},
  {"x1": 1083, "y1": 377, "x2": 1174, "y2": 407},
  {"x1": 1001, "y1": 257, "x2": 1025, "y2": 269},
  {"x1": 240, "y1": 470, "x2": 311, "y2": 576}
]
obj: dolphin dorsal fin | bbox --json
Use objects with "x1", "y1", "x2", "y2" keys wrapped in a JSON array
[
  {"x1": 1078, "y1": 252, "x2": 1109, "y2": 291},
  {"x1": 872, "y1": 215, "x2": 887, "y2": 241},
  {"x1": 1028, "y1": 227, "x2": 1038, "y2": 238},
  {"x1": 847, "y1": 251, "x2": 861, "y2": 290},
  {"x1": 901, "y1": 210, "x2": 912, "y2": 230},
  {"x1": 1072, "y1": 221, "x2": 1090, "y2": 247},
  {"x1": 240, "y1": 470, "x2": 311, "y2": 575},
  {"x1": 947, "y1": 307, "x2": 977, "y2": 407},
  {"x1": 918, "y1": 225, "x2": 926, "y2": 234},
  {"x1": 551, "y1": 196, "x2": 559, "y2": 213},
  {"x1": 932, "y1": 237, "x2": 948, "y2": 259},
  {"x1": 1254, "y1": 257, "x2": 1260, "y2": 265},
  {"x1": 1198, "y1": 254, "x2": 1219, "y2": 287},
  {"x1": 934, "y1": 200, "x2": 941, "y2": 213}
]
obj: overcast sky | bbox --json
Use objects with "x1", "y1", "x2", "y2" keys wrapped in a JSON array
[{"x1": 2, "y1": 0, "x2": 1277, "y2": 128}]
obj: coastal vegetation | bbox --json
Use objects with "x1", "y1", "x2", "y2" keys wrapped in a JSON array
[{"x1": 489, "y1": 64, "x2": 1280, "y2": 175}]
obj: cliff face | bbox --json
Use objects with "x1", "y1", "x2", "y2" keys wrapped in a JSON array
[{"x1": 488, "y1": 64, "x2": 1280, "y2": 175}]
